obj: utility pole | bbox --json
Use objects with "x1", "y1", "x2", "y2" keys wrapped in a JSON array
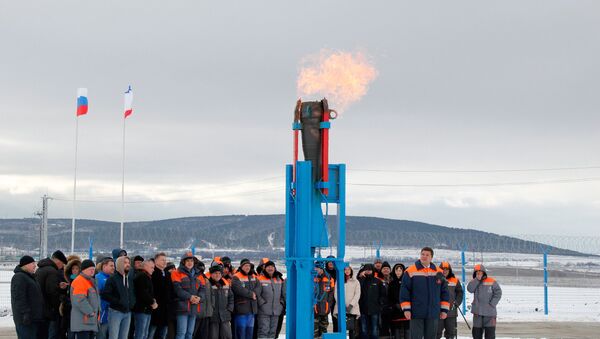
[{"x1": 38, "y1": 195, "x2": 50, "y2": 259}]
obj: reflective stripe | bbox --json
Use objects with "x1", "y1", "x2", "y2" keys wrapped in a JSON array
[
  {"x1": 400, "y1": 301, "x2": 411, "y2": 310},
  {"x1": 440, "y1": 301, "x2": 450, "y2": 310}
]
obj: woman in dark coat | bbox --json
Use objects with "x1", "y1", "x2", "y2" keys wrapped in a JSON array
[
  {"x1": 60, "y1": 258, "x2": 81, "y2": 339},
  {"x1": 388, "y1": 263, "x2": 409, "y2": 339}
]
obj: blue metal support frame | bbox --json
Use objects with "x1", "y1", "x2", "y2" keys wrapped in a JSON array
[{"x1": 285, "y1": 162, "x2": 347, "y2": 339}]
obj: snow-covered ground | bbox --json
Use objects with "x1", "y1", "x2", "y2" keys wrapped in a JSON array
[
  {"x1": 466, "y1": 285, "x2": 599, "y2": 322},
  {"x1": 1, "y1": 278, "x2": 598, "y2": 324}
]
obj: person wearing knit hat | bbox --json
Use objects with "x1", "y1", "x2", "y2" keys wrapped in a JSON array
[
  {"x1": 256, "y1": 259, "x2": 284, "y2": 339},
  {"x1": 80, "y1": 259, "x2": 95, "y2": 272},
  {"x1": 37, "y1": 248, "x2": 67, "y2": 339},
  {"x1": 207, "y1": 262, "x2": 233, "y2": 339},
  {"x1": 231, "y1": 259, "x2": 259, "y2": 339},
  {"x1": 165, "y1": 262, "x2": 176, "y2": 273},
  {"x1": 379, "y1": 260, "x2": 393, "y2": 336},
  {"x1": 362, "y1": 263, "x2": 375, "y2": 272},
  {"x1": 209, "y1": 264, "x2": 223, "y2": 274},
  {"x1": 133, "y1": 255, "x2": 145, "y2": 271},
  {"x1": 70, "y1": 259, "x2": 101, "y2": 337},
  {"x1": 221, "y1": 256, "x2": 232, "y2": 267},
  {"x1": 171, "y1": 251, "x2": 203, "y2": 339},
  {"x1": 239, "y1": 258, "x2": 251, "y2": 269},
  {"x1": 468, "y1": 264, "x2": 502, "y2": 339},
  {"x1": 52, "y1": 250, "x2": 68, "y2": 267},
  {"x1": 255, "y1": 257, "x2": 270, "y2": 275},
  {"x1": 374, "y1": 257, "x2": 383, "y2": 269},
  {"x1": 358, "y1": 259, "x2": 386, "y2": 339},
  {"x1": 381, "y1": 261, "x2": 392, "y2": 281},
  {"x1": 20, "y1": 255, "x2": 35, "y2": 268},
  {"x1": 12, "y1": 255, "x2": 44, "y2": 338},
  {"x1": 193, "y1": 258, "x2": 212, "y2": 338}
]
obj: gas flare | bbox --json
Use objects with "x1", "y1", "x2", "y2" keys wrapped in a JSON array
[{"x1": 297, "y1": 49, "x2": 378, "y2": 112}]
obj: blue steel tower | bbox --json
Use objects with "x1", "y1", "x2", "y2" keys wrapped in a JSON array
[{"x1": 285, "y1": 99, "x2": 347, "y2": 338}]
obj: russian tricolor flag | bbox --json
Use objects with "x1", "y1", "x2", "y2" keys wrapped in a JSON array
[
  {"x1": 76, "y1": 88, "x2": 88, "y2": 116},
  {"x1": 124, "y1": 86, "x2": 133, "y2": 118}
]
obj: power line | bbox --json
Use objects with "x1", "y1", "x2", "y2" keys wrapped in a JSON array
[
  {"x1": 349, "y1": 165, "x2": 600, "y2": 174},
  {"x1": 348, "y1": 177, "x2": 600, "y2": 188},
  {"x1": 51, "y1": 187, "x2": 283, "y2": 204}
]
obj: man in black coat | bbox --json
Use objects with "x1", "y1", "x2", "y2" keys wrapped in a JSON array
[
  {"x1": 35, "y1": 250, "x2": 68, "y2": 339},
  {"x1": 133, "y1": 260, "x2": 158, "y2": 339},
  {"x1": 358, "y1": 264, "x2": 387, "y2": 339},
  {"x1": 149, "y1": 252, "x2": 172, "y2": 339},
  {"x1": 12, "y1": 255, "x2": 45, "y2": 339},
  {"x1": 101, "y1": 256, "x2": 136, "y2": 339}
]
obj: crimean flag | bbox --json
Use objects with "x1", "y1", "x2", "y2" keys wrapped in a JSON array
[
  {"x1": 124, "y1": 86, "x2": 133, "y2": 118},
  {"x1": 76, "y1": 88, "x2": 88, "y2": 116}
]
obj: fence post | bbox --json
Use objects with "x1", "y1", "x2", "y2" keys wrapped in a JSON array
[
  {"x1": 543, "y1": 250, "x2": 548, "y2": 315},
  {"x1": 88, "y1": 236, "x2": 93, "y2": 260},
  {"x1": 461, "y1": 247, "x2": 467, "y2": 314}
]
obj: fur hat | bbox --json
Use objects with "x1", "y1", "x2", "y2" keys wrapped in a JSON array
[{"x1": 65, "y1": 259, "x2": 82, "y2": 282}]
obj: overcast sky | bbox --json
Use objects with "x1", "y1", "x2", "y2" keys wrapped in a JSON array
[{"x1": 1, "y1": 1, "x2": 599, "y2": 236}]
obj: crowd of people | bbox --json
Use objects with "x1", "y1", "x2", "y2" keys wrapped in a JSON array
[{"x1": 11, "y1": 246, "x2": 502, "y2": 339}]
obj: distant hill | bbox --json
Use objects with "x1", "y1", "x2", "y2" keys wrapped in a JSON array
[{"x1": 0, "y1": 215, "x2": 585, "y2": 256}]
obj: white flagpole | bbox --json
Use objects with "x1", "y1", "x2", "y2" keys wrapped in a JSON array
[
  {"x1": 71, "y1": 116, "x2": 79, "y2": 254},
  {"x1": 120, "y1": 114, "x2": 126, "y2": 249}
]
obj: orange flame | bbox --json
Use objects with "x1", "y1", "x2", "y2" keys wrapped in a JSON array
[{"x1": 297, "y1": 49, "x2": 378, "y2": 112}]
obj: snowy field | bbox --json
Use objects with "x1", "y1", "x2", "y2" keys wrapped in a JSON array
[{"x1": 1, "y1": 276, "x2": 598, "y2": 326}]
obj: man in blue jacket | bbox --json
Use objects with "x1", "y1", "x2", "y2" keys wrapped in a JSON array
[
  {"x1": 95, "y1": 257, "x2": 115, "y2": 339},
  {"x1": 400, "y1": 247, "x2": 449, "y2": 339}
]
